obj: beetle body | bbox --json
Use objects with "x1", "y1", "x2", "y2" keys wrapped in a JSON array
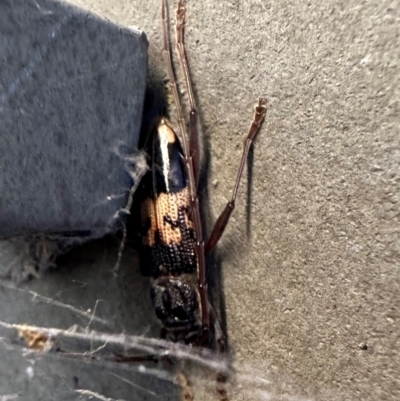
[
  {"x1": 136, "y1": 0, "x2": 267, "y2": 353},
  {"x1": 138, "y1": 119, "x2": 202, "y2": 344}
]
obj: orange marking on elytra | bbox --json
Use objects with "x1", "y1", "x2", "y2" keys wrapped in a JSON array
[
  {"x1": 140, "y1": 198, "x2": 157, "y2": 246},
  {"x1": 141, "y1": 187, "x2": 193, "y2": 246},
  {"x1": 155, "y1": 187, "x2": 191, "y2": 244}
]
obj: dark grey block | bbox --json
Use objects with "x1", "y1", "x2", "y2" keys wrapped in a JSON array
[{"x1": 0, "y1": 0, "x2": 148, "y2": 241}]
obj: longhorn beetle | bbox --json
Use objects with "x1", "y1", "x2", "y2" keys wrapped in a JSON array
[{"x1": 137, "y1": 0, "x2": 267, "y2": 353}]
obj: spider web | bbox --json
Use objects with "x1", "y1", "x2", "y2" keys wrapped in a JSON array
[{"x1": 0, "y1": 239, "x2": 314, "y2": 401}]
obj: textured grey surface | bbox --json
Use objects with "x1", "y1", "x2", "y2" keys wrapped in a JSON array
[
  {"x1": 0, "y1": 0, "x2": 147, "y2": 239},
  {"x1": 1, "y1": 0, "x2": 399, "y2": 401},
  {"x1": 0, "y1": 241, "x2": 179, "y2": 401}
]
